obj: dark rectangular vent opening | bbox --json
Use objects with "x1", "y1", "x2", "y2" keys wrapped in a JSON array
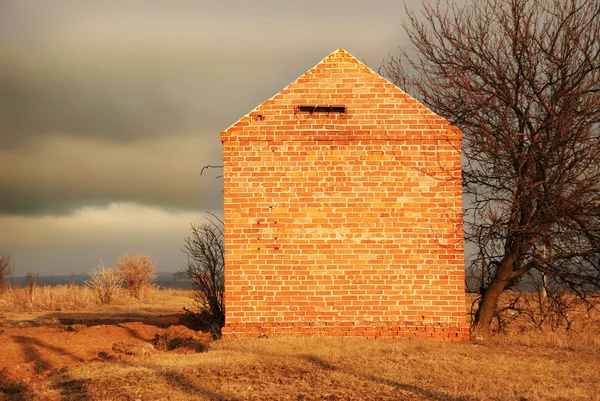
[{"x1": 297, "y1": 105, "x2": 346, "y2": 114}]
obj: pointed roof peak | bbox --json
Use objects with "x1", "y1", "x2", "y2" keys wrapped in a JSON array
[
  {"x1": 323, "y1": 48, "x2": 358, "y2": 62},
  {"x1": 221, "y1": 48, "x2": 458, "y2": 139},
  {"x1": 308, "y1": 48, "x2": 372, "y2": 77},
  {"x1": 330, "y1": 48, "x2": 351, "y2": 56}
]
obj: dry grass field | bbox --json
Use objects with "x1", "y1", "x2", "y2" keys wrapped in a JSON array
[{"x1": 1, "y1": 286, "x2": 599, "y2": 401}]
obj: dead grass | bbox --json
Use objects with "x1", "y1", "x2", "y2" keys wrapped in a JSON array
[
  {"x1": 14, "y1": 335, "x2": 599, "y2": 401},
  {"x1": 0, "y1": 285, "x2": 192, "y2": 313},
  {"x1": 1, "y1": 288, "x2": 598, "y2": 400},
  {"x1": 466, "y1": 292, "x2": 600, "y2": 353},
  {"x1": 0, "y1": 284, "x2": 97, "y2": 311}
]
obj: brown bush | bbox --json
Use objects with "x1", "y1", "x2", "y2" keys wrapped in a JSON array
[
  {"x1": 115, "y1": 253, "x2": 156, "y2": 299},
  {"x1": 86, "y1": 264, "x2": 123, "y2": 305}
]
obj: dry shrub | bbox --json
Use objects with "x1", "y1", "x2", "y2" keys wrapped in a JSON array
[
  {"x1": 468, "y1": 291, "x2": 600, "y2": 352},
  {"x1": 86, "y1": 265, "x2": 123, "y2": 305},
  {"x1": 116, "y1": 253, "x2": 156, "y2": 299},
  {"x1": 475, "y1": 291, "x2": 598, "y2": 333},
  {"x1": 25, "y1": 272, "x2": 38, "y2": 306},
  {"x1": 182, "y1": 218, "x2": 225, "y2": 336},
  {"x1": 0, "y1": 252, "x2": 14, "y2": 291}
]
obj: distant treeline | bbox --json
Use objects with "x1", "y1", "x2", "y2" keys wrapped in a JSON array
[{"x1": 7, "y1": 272, "x2": 192, "y2": 289}]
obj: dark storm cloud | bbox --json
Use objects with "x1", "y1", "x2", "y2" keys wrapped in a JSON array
[
  {"x1": 0, "y1": 62, "x2": 214, "y2": 148},
  {"x1": 0, "y1": 0, "x2": 437, "y2": 274},
  {"x1": 0, "y1": 0, "x2": 409, "y2": 217},
  {"x1": 0, "y1": 135, "x2": 224, "y2": 216},
  {"x1": 0, "y1": 0, "x2": 405, "y2": 144}
]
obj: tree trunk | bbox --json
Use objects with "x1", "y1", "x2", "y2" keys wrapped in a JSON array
[
  {"x1": 472, "y1": 253, "x2": 524, "y2": 337},
  {"x1": 472, "y1": 278, "x2": 506, "y2": 337}
]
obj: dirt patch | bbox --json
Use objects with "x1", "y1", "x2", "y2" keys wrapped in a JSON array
[
  {"x1": 154, "y1": 325, "x2": 213, "y2": 353},
  {"x1": 0, "y1": 320, "x2": 212, "y2": 395},
  {"x1": 112, "y1": 341, "x2": 156, "y2": 357}
]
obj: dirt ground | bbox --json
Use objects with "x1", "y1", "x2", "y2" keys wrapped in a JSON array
[
  {"x1": 0, "y1": 312, "x2": 212, "y2": 397},
  {"x1": 1, "y1": 305, "x2": 598, "y2": 400}
]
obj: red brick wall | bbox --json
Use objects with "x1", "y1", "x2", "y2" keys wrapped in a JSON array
[{"x1": 220, "y1": 49, "x2": 469, "y2": 340}]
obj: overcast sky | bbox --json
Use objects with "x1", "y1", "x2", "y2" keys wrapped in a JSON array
[{"x1": 0, "y1": 0, "x2": 428, "y2": 275}]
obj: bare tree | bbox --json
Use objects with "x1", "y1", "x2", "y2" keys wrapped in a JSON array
[
  {"x1": 383, "y1": 0, "x2": 600, "y2": 335},
  {"x1": 182, "y1": 216, "x2": 225, "y2": 336},
  {"x1": 0, "y1": 252, "x2": 15, "y2": 291}
]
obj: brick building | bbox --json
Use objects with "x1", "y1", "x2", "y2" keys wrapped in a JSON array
[{"x1": 220, "y1": 49, "x2": 468, "y2": 340}]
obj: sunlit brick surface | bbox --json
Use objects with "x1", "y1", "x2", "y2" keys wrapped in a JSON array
[{"x1": 220, "y1": 49, "x2": 468, "y2": 340}]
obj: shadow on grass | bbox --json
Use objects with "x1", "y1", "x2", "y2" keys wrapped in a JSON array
[
  {"x1": 39, "y1": 311, "x2": 182, "y2": 328},
  {"x1": 0, "y1": 369, "x2": 34, "y2": 401},
  {"x1": 39, "y1": 310, "x2": 216, "y2": 332},
  {"x1": 6, "y1": 333, "x2": 235, "y2": 400},
  {"x1": 300, "y1": 354, "x2": 337, "y2": 371},
  {"x1": 11, "y1": 335, "x2": 85, "y2": 365},
  {"x1": 9, "y1": 335, "x2": 90, "y2": 400},
  {"x1": 7, "y1": 325, "x2": 232, "y2": 400},
  {"x1": 47, "y1": 368, "x2": 239, "y2": 401},
  {"x1": 51, "y1": 360, "x2": 240, "y2": 400},
  {"x1": 279, "y1": 347, "x2": 472, "y2": 401},
  {"x1": 164, "y1": 370, "x2": 242, "y2": 401},
  {"x1": 355, "y1": 371, "x2": 471, "y2": 401},
  {"x1": 53, "y1": 375, "x2": 91, "y2": 401}
]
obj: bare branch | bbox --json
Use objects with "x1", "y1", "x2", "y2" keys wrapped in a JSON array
[
  {"x1": 182, "y1": 217, "x2": 225, "y2": 337},
  {"x1": 385, "y1": 0, "x2": 600, "y2": 334},
  {"x1": 0, "y1": 252, "x2": 15, "y2": 291}
]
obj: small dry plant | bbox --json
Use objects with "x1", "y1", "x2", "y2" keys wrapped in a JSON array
[
  {"x1": 0, "y1": 252, "x2": 15, "y2": 291},
  {"x1": 116, "y1": 253, "x2": 156, "y2": 299},
  {"x1": 86, "y1": 263, "x2": 123, "y2": 305},
  {"x1": 25, "y1": 272, "x2": 38, "y2": 306}
]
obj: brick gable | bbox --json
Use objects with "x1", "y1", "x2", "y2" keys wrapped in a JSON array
[{"x1": 221, "y1": 49, "x2": 468, "y2": 340}]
